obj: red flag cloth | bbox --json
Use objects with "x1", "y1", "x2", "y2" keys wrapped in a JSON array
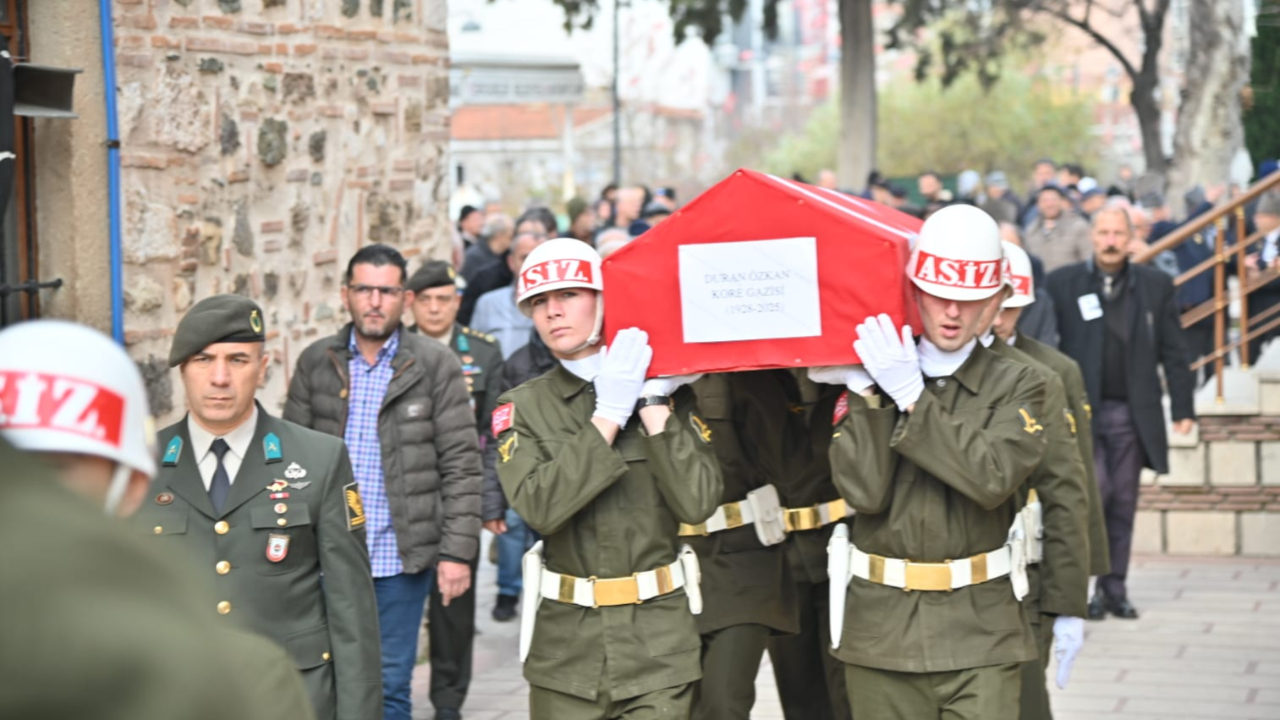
[{"x1": 602, "y1": 169, "x2": 922, "y2": 377}]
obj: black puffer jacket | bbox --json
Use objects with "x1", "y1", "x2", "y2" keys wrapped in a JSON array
[
  {"x1": 285, "y1": 324, "x2": 482, "y2": 571},
  {"x1": 481, "y1": 329, "x2": 556, "y2": 522}
]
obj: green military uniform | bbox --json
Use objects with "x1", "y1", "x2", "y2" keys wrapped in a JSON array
[
  {"x1": 135, "y1": 295, "x2": 383, "y2": 720},
  {"x1": 0, "y1": 437, "x2": 315, "y2": 720},
  {"x1": 1012, "y1": 334, "x2": 1110, "y2": 577},
  {"x1": 766, "y1": 373, "x2": 852, "y2": 720},
  {"x1": 988, "y1": 338, "x2": 1092, "y2": 720},
  {"x1": 829, "y1": 344, "x2": 1045, "y2": 720},
  {"x1": 494, "y1": 365, "x2": 723, "y2": 719},
  {"x1": 687, "y1": 371, "x2": 801, "y2": 720},
  {"x1": 408, "y1": 260, "x2": 506, "y2": 714}
]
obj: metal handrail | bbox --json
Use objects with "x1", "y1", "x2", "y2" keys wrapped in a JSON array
[{"x1": 1132, "y1": 170, "x2": 1280, "y2": 402}]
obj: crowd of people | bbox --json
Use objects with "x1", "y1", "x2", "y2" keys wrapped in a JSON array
[{"x1": 4, "y1": 156, "x2": 1279, "y2": 720}]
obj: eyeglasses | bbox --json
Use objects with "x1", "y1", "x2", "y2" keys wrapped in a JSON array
[{"x1": 348, "y1": 284, "x2": 406, "y2": 298}]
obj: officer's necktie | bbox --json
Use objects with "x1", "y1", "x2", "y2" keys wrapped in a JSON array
[{"x1": 209, "y1": 438, "x2": 232, "y2": 514}]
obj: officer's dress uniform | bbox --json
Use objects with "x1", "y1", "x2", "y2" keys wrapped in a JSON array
[
  {"x1": 136, "y1": 405, "x2": 383, "y2": 720},
  {"x1": 494, "y1": 365, "x2": 723, "y2": 720},
  {"x1": 425, "y1": 322, "x2": 504, "y2": 713},
  {"x1": 829, "y1": 345, "x2": 1046, "y2": 720},
  {"x1": 766, "y1": 373, "x2": 853, "y2": 720},
  {"x1": 685, "y1": 371, "x2": 801, "y2": 720},
  {"x1": 987, "y1": 338, "x2": 1092, "y2": 720}
]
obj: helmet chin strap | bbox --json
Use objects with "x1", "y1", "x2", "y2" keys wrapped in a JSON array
[
  {"x1": 103, "y1": 463, "x2": 134, "y2": 517},
  {"x1": 561, "y1": 294, "x2": 605, "y2": 356}
]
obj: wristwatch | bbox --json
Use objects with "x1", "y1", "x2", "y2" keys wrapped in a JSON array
[{"x1": 636, "y1": 394, "x2": 672, "y2": 410}]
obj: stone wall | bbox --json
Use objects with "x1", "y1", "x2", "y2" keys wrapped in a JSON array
[
  {"x1": 1135, "y1": 417, "x2": 1280, "y2": 557},
  {"x1": 108, "y1": 0, "x2": 451, "y2": 424}
]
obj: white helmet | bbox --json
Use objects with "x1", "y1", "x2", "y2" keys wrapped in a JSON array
[
  {"x1": 0, "y1": 321, "x2": 157, "y2": 512},
  {"x1": 516, "y1": 238, "x2": 606, "y2": 350},
  {"x1": 1001, "y1": 241, "x2": 1035, "y2": 309},
  {"x1": 907, "y1": 205, "x2": 1004, "y2": 301}
]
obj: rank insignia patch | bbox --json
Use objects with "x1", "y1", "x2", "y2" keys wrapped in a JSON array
[
  {"x1": 690, "y1": 414, "x2": 713, "y2": 444},
  {"x1": 162, "y1": 437, "x2": 183, "y2": 466},
  {"x1": 498, "y1": 432, "x2": 519, "y2": 463},
  {"x1": 345, "y1": 483, "x2": 366, "y2": 530},
  {"x1": 1064, "y1": 409, "x2": 1078, "y2": 436},
  {"x1": 266, "y1": 534, "x2": 290, "y2": 562},
  {"x1": 263, "y1": 433, "x2": 282, "y2": 462},
  {"x1": 1019, "y1": 407, "x2": 1045, "y2": 436}
]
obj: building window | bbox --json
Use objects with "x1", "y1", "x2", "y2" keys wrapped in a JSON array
[{"x1": 0, "y1": 0, "x2": 38, "y2": 327}]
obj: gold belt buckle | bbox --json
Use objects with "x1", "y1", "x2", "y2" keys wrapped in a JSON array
[
  {"x1": 557, "y1": 574, "x2": 577, "y2": 604},
  {"x1": 678, "y1": 523, "x2": 708, "y2": 537},
  {"x1": 903, "y1": 561, "x2": 953, "y2": 592},
  {"x1": 722, "y1": 502, "x2": 745, "y2": 529},
  {"x1": 784, "y1": 507, "x2": 821, "y2": 532},
  {"x1": 591, "y1": 576, "x2": 641, "y2": 607}
]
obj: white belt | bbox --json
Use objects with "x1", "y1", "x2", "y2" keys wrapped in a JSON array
[
  {"x1": 539, "y1": 560, "x2": 687, "y2": 608},
  {"x1": 846, "y1": 543, "x2": 1015, "y2": 592}
]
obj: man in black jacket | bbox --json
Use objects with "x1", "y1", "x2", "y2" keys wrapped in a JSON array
[{"x1": 1046, "y1": 207, "x2": 1197, "y2": 621}]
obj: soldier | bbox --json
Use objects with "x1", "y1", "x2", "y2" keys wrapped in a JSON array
[
  {"x1": 134, "y1": 295, "x2": 383, "y2": 720},
  {"x1": 824, "y1": 205, "x2": 1046, "y2": 719},
  {"x1": 683, "y1": 371, "x2": 802, "y2": 720},
  {"x1": 407, "y1": 259, "x2": 505, "y2": 720},
  {"x1": 493, "y1": 238, "x2": 722, "y2": 720},
  {"x1": 0, "y1": 320, "x2": 313, "y2": 720},
  {"x1": 994, "y1": 242, "x2": 1111, "y2": 719},
  {"x1": 765, "y1": 372, "x2": 853, "y2": 720}
]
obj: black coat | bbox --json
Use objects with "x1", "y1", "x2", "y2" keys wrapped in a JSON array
[{"x1": 1045, "y1": 260, "x2": 1196, "y2": 474}]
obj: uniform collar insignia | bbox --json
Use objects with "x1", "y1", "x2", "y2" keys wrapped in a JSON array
[
  {"x1": 163, "y1": 436, "x2": 183, "y2": 466},
  {"x1": 263, "y1": 432, "x2": 283, "y2": 463}
]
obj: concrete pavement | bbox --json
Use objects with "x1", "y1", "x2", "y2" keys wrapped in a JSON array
[{"x1": 413, "y1": 552, "x2": 1280, "y2": 720}]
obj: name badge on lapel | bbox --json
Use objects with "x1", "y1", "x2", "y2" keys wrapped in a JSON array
[
  {"x1": 267, "y1": 534, "x2": 290, "y2": 562},
  {"x1": 1077, "y1": 293, "x2": 1103, "y2": 322}
]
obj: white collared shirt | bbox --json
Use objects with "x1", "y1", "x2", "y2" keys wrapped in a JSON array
[{"x1": 186, "y1": 406, "x2": 259, "y2": 490}]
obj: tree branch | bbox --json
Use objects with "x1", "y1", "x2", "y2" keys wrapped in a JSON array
[{"x1": 1036, "y1": 2, "x2": 1139, "y2": 81}]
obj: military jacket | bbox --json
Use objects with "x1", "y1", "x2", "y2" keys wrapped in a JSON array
[
  {"x1": 1013, "y1": 333, "x2": 1111, "y2": 577},
  {"x1": 449, "y1": 323, "x2": 505, "y2": 433},
  {"x1": 990, "y1": 339, "x2": 1091, "y2": 621},
  {"x1": 135, "y1": 408, "x2": 382, "y2": 720},
  {"x1": 688, "y1": 371, "x2": 800, "y2": 636},
  {"x1": 829, "y1": 345, "x2": 1043, "y2": 673},
  {"x1": 494, "y1": 365, "x2": 723, "y2": 701},
  {"x1": 784, "y1": 374, "x2": 849, "y2": 584}
]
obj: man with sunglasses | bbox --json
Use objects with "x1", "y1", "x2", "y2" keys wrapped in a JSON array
[{"x1": 286, "y1": 244, "x2": 483, "y2": 720}]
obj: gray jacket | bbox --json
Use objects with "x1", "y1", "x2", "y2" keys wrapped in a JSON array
[{"x1": 284, "y1": 324, "x2": 482, "y2": 571}]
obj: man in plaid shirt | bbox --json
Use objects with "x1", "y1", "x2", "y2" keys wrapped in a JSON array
[{"x1": 287, "y1": 245, "x2": 482, "y2": 720}]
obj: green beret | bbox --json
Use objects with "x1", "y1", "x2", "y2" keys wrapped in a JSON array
[
  {"x1": 407, "y1": 260, "x2": 463, "y2": 293},
  {"x1": 168, "y1": 294, "x2": 266, "y2": 367}
]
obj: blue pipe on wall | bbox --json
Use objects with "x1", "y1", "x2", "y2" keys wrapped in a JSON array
[{"x1": 99, "y1": 0, "x2": 124, "y2": 343}]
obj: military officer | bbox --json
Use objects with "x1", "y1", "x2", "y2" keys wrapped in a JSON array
[
  {"x1": 0, "y1": 320, "x2": 313, "y2": 720},
  {"x1": 823, "y1": 205, "x2": 1046, "y2": 719},
  {"x1": 494, "y1": 238, "x2": 722, "y2": 720},
  {"x1": 134, "y1": 295, "x2": 383, "y2": 720},
  {"x1": 994, "y1": 242, "x2": 1110, "y2": 720},
  {"x1": 406, "y1": 259, "x2": 504, "y2": 719},
  {"x1": 765, "y1": 372, "x2": 853, "y2": 720},
  {"x1": 684, "y1": 371, "x2": 801, "y2": 720}
]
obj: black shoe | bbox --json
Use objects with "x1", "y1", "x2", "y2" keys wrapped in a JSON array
[
  {"x1": 1107, "y1": 596, "x2": 1140, "y2": 619},
  {"x1": 492, "y1": 594, "x2": 518, "y2": 622},
  {"x1": 435, "y1": 709, "x2": 462, "y2": 720},
  {"x1": 1087, "y1": 592, "x2": 1107, "y2": 621}
]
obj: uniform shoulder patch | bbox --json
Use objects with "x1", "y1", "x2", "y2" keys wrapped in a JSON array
[
  {"x1": 344, "y1": 482, "x2": 366, "y2": 530},
  {"x1": 498, "y1": 432, "x2": 519, "y2": 463},
  {"x1": 1019, "y1": 407, "x2": 1045, "y2": 436},
  {"x1": 833, "y1": 390, "x2": 850, "y2": 426},
  {"x1": 492, "y1": 402, "x2": 515, "y2": 435},
  {"x1": 690, "y1": 414, "x2": 712, "y2": 444}
]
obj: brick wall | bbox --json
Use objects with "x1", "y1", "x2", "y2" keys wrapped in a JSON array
[
  {"x1": 112, "y1": 0, "x2": 451, "y2": 425},
  {"x1": 1197, "y1": 416, "x2": 1280, "y2": 442}
]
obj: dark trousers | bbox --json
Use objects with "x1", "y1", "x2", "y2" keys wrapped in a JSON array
[
  {"x1": 693, "y1": 624, "x2": 771, "y2": 720},
  {"x1": 1094, "y1": 400, "x2": 1146, "y2": 600},
  {"x1": 374, "y1": 568, "x2": 435, "y2": 720},
  {"x1": 766, "y1": 578, "x2": 851, "y2": 720},
  {"x1": 427, "y1": 554, "x2": 479, "y2": 712},
  {"x1": 1182, "y1": 313, "x2": 1213, "y2": 384},
  {"x1": 1018, "y1": 615, "x2": 1056, "y2": 720}
]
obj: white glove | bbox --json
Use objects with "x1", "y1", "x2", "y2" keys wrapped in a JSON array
[
  {"x1": 808, "y1": 365, "x2": 874, "y2": 393},
  {"x1": 853, "y1": 314, "x2": 924, "y2": 411},
  {"x1": 592, "y1": 328, "x2": 653, "y2": 427},
  {"x1": 1053, "y1": 615, "x2": 1085, "y2": 689},
  {"x1": 641, "y1": 374, "x2": 705, "y2": 397}
]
